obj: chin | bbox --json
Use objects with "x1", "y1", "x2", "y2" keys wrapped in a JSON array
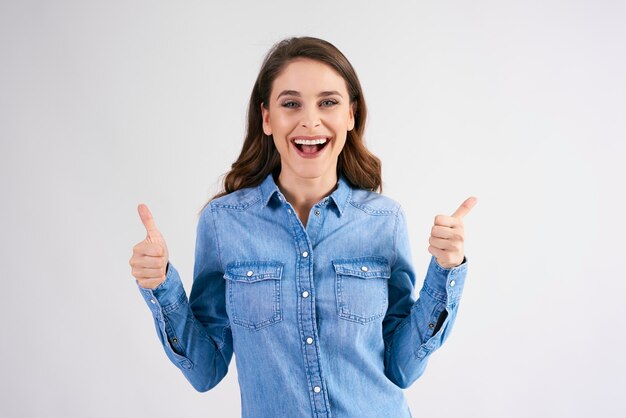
[
  {"x1": 294, "y1": 169, "x2": 329, "y2": 180},
  {"x1": 290, "y1": 164, "x2": 335, "y2": 181}
]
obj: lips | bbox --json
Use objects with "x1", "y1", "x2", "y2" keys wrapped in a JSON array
[{"x1": 290, "y1": 135, "x2": 331, "y2": 158}]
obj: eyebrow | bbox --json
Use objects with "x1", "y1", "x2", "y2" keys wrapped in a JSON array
[{"x1": 276, "y1": 90, "x2": 344, "y2": 100}]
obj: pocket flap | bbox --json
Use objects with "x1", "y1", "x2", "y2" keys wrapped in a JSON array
[
  {"x1": 332, "y1": 256, "x2": 391, "y2": 279},
  {"x1": 224, "y1": 261, "x2": 283, "y2": 283}
]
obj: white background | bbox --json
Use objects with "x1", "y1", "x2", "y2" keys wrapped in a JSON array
[{"x1": 1, "y1": 1, "x2": 625, "y2": 417}]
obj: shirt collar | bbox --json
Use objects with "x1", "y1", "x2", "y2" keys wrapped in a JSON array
[
  {"x1": 259, "y1": 173, "x2": 352, "y2": 217},
  {"x1": 259, "y1": 172, "x2": 282, "y2": 207},
  {"x1": 328, "y1": 175, "x2": 351, "y2": 216}
]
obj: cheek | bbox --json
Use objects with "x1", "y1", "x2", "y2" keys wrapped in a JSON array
[
  {"x1": 329, "y1": 131, "x2": 348, "y2": 155},
  {"x1": 329, "y1": 111, "x2": 352, "y2": 130},
  {"x1": 272, "y1": 137, "x2": 287, "y2": 155},
  {"x1": 332, "y1": 137, "x2": 347, "y2": 154},
  {"x1": 271, "y1": 112, "x2": 295, "y2": 131}
]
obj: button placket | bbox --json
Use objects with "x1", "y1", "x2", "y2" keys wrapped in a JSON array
[
  {"x1": 300, "y1": 246, "x2": 327, "y2": 412},
  {"x1": 287, "y1": 204, "x2": 328, "y2": 416}
]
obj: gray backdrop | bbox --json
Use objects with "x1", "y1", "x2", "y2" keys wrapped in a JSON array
[{"x1": 1, "y1": 0, "x2": 625, "y2": 417}]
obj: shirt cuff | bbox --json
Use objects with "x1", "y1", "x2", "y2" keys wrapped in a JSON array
[
  {"x1": 422, "y1": 255, "x2": 468, "y2": 306},
  {"x1": 136, "y1": 262, "x2": 186, "y2": 312}
]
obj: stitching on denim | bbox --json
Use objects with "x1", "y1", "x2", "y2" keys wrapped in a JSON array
[
  {"x1": 161, "y1": 291, "x2": 187, "y2": 314},
  {"x1": 348, "y1": 200, "x2": 395, "y2": 215},
  {"x1": 208, "y1": 205, "x2": 224, "y2": 274},
  {"x1": 432, "y1": 258, "x2": 451, "y2": 274},
  {"x1": 284, "y1": 206, "x2": 325, "y2": 414},
  {"x1": 226, "y1": 262, "x2": 283, "y2": 331},
  {"x1": 259, "y1": 181, "x2": 276, "y2": 207},
  {"x1": 334, "y1": 256, "x2": 390, "y2": 324},
  {"x1": 422, "y1": 281, "x2": 448, "y2": 304},
  {"x1": 333, "y1": 256, "x2": 390, "y2": 273},
  {"x1": 224, "y1": 261, "x2": 283, "y2": 282},
  {"x1": 341, "y1": 185, "x2": 352, "y2": 215},
  {"x1": 392, "y1": 205, "x2": 401, "y2": 267},
  {"x1": 211, "y1": 195, "x2": 261, "y2": 210},
  {"x1": 332, "y1": 256, "x2": 390, "y2": 276},
  {"x1": 163, "y1": 316, "x2": 192, "y2": 368}
]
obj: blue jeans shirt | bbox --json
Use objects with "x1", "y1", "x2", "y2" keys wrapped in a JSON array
[{"x1": 138, "y1": 173, "x2": 468, "y2": 418}]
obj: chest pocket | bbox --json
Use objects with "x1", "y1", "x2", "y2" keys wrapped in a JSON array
[
  {"x1": 332, "y1": 256, "x2": 391, "y2": 324},
  {"x1": 224, "y1": 261, "x2": 283, "y2": 331}
]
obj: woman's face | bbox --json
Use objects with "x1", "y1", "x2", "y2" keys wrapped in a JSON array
[{"x1": 261, "y1": 58, "x2": 355, "y2": 184}]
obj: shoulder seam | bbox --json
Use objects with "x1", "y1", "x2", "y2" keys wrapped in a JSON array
[
  {"x1": 392, "y1": 204, "x2": 402, "y2": 267},
  {"x1": 210, "y1": 193, "x2": 261, "y2": 211},
  {"x1": 348, "y1": 199, "x2": 396, "y2": 215},
  {"x1": 207, "y1": 206, "x2": 224, "y2": 273}
]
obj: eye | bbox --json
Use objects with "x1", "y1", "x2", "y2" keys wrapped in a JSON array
[
  {"x1": 320, "y1": 99, "x2": 338, "y2": 107},
  {"x1": 281, "y1": 101, "x2": 299, "y2": 108}
]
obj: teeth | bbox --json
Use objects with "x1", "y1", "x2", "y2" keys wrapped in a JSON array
[{"x1": 294, "y1": 138, "x2": 328, "y2": 145}]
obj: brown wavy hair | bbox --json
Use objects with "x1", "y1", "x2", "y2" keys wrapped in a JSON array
[{"x1": 200, "y1": 36, "x2": 381, "y2": 213}]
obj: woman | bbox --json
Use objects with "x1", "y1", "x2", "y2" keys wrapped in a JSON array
[{"x1": 129, "y1": 36, "x2": 476, "y2": 418}]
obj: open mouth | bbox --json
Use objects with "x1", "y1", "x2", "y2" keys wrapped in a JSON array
[{"x1": 291, "y1": 137, "x2": 330, "y2": 157}]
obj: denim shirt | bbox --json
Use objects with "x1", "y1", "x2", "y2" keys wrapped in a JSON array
[{"x1": 137, "y1": 173, "x2": 468, "y2": 418}]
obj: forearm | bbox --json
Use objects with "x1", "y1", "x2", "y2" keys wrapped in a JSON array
[
  {"x1": 138, "y1": 262, "x2": 233, "y2": 392},
  {"x1": 384, "y1": 255, "x2": 467, "y2": 388}
]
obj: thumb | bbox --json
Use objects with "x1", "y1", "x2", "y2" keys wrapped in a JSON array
[
  {"x1": 137, "y1": 203, "x2": 163, "y2": 242},
  {"x1": 451, "y1": 196, "x2": 478, "y2": 219}
]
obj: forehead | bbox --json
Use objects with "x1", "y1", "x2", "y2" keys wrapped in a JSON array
[{"x1": 271, "y1": 58, "x2": 349, "y2": 98}]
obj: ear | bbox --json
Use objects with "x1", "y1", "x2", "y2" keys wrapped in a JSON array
[
  {"x1": 347, "y1": 102, "x2": 356, "y2": 132},
  {"x1": 261, "y1": 102, "x2": 272, "y2": 136}
]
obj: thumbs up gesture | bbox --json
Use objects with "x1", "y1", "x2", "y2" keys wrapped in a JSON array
[
  {"x1": 129, "y1": 204, "x2": 170, "y2": 289},
  {"x1": 428, "y1": 197, "x2": 477, "y2": 269}
]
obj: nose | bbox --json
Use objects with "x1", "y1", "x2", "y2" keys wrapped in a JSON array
[{"x1": 301, "y1": 106, "x2": 321, "y2": 128}]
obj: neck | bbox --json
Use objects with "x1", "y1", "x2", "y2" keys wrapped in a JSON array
[{"x1": 277, "y1": 172, "x2": 338, "y2": 224}]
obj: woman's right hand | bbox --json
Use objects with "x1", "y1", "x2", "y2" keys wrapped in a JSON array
[{"x1": 129, "y1": 204, "x2": 170, "y2": 289}]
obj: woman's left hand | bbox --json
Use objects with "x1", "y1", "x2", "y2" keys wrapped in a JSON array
[{"x1": 428, "y1": 197, "x2": 477, "y2": 269}]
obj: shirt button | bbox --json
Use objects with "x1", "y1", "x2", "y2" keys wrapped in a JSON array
[
  {"x1": 323, "y1": 199, "x2": 329, "y2": 205},
  {"x1": 428, "y1": 323, "x2": 435, "y2": 329},
  {"x1": 315, "y1": 209, "x2": 321, "y2": 216},
  {"x1": 306, "y1": 337, "x2": 314, "y2": 344},
  {"x1": 302, "y1": 251, "x2": 309, "y2": 258},
  {"x1": 361, "y1": 266, "x2": 368, "y2": 272},
  {"x1": 287, "y1": 209, "x2": 292, "y2": 214},
  {"x1": 450, "y1": 279, "x2": 456, "y2": 287},
  {"x1": 150, "y1": 299, "x2": 156, "y2": 304},
  {"x1": 313, "y1": 386, "x2": 321, "y2": 393},
  {"x1": 302, "y1": 291, "x2": 309, "y2": 298},
  {"x1": 246, "y1": 271, "x2": 254, "y2": 277}
]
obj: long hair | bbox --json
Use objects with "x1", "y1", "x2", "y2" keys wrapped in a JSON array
[{"x1": 200, "y1": 36, "x2": 381, "y2": 213}]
